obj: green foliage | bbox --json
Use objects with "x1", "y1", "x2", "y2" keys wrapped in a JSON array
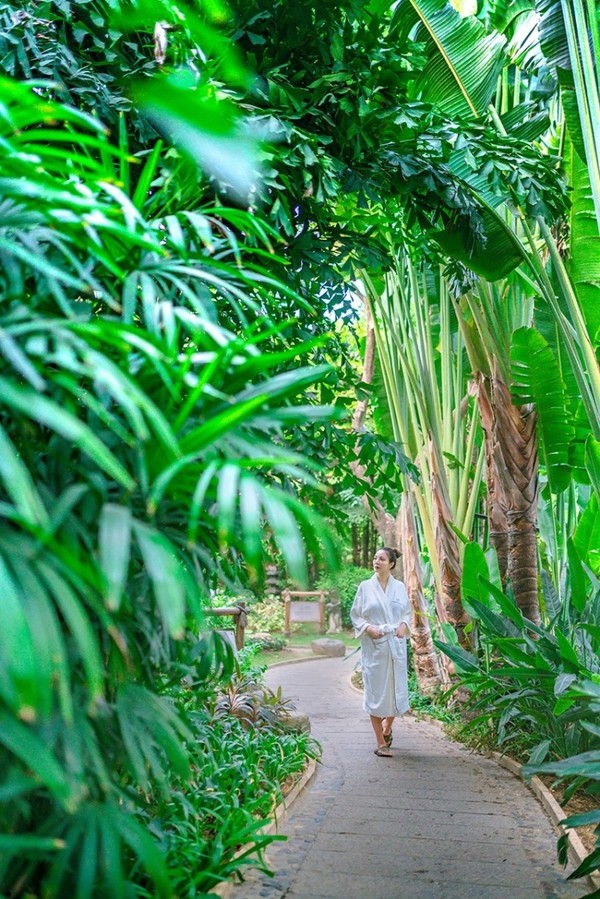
[
  {"x1": 246, "y1": 599, "x2": 286, "y2": 635},
  {"x1": 438, "y1": 542, "x2": 600, "y2": 760},
  {"x1": 395, "y1": 0, "x2": 507, "y2": 118},
  {"x1": 315, "y1": 565, "x2": 373, "y2": 627},
  {"x1": 437, "y1": 542, "x2": 600, "y2": 886},
  {"x1": 138, "y1": 673, "x2": 321, "y2": 896},
  {"x1": 524, "y1": 678, "x2": 600, "y2": 890},
  {"x1": 511, "y1": 326, "x2": 576, "y2": 493},
  {"x1": 407, "y1": 670, "x2": 460, "y2": 726},
  {"x1": 0, "y1": 35, "x2": 338, "y2": 899}
]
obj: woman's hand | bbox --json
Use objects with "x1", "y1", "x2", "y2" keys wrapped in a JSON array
[
  {"x1": 395, "y1": 624, "x2": 409, "y2": 638},
  {"x1": 367, "y1": 625, "x2": 383, "y2": 639}
]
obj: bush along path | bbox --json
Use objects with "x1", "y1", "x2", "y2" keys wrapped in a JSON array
[{"x1": 230, "y1": 657, "x2": 585, "y2": 899}]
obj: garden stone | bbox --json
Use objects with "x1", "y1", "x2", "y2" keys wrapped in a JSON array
[
  {"x1": 311, "y1": 638, "x2": 346, "y2": 657},
  {"x1": 284, "y1": 714, "x2": 311, "y2": 734}
]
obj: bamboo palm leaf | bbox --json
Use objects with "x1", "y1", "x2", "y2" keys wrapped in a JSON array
[
  {"x1": 11, "y1": 557, "x2": 73, "y2": 723},
  {"x1": 115, "y1": 685, "x2": 191, "y2": 790},
  {"x1": 0, "y1": 834, "x2": 65, "y2": 852},
  {"x1": 510, "y1": 326, "x2": 575, "y2": 492},
  {"x1": 0, "y1": 378, "x2": 135, "y2": 491},
  {"x1": 0, "y1": 424, "x2": 48, "y2": 526},
  {"x1": 261, "y1": 487, "x2": 307, "y2": 585},
  {"x1": 112, "y1": 809, "x2": 171, "y2": 899},
  {"x1": 132, "y1": 521, "x2": 187, "y2": 639},
  {"x1": 0, "y1": 712, "x2": 74, "y2": 810},
  {"x1": 99, "y1": 504, "x2": 132, "y2": 612},
  {"x1": 0, "y1": 555, "x2": 39, "y2": 718},
  {"x1": 394, "y1": 0, "x2": 507, "y2": 117},
  {"x1": 37, "y1": 561, "x2": 105, "y2": 707}
]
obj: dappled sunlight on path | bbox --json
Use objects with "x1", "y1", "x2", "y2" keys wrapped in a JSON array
[{"x1": 232, "y1": 657, "x2": 584, "y2": 899}]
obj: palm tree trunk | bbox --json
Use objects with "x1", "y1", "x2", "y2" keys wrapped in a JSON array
[
  {"x1": 400, "y1": 493, "x2": 443, "y2": 689},
  {"x1": 492, "y1": 373, "x2": 540, "y2": 623},
  {"x1": 431, "y1": 446, "x2": 471, "y2": 648},
  {"x1": 351, "y1": 300, "x2": 403, "y2": 551},
  {"x1": 477, "y1": 374, "x2": 508, "y2": 586}
]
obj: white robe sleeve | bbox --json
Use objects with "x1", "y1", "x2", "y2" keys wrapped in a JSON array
[
  {"x1": 397, "y1": 581, "x2": 412, "y2": 634},
  {"x1": 350, "y1": 583, "x2": 370, "y2": 638}
]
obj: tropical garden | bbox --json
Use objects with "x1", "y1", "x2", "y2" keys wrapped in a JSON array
[{"x1": 0, "y1": 0, "x2": 599, "y2": 895}]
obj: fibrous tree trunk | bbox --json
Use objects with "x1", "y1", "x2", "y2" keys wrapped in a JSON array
[
  {"x1": 491, "y1": 372, "x2": 539, "y2": 623},
  {"x1": 351, "y1": 300, "x2": 403, "y2": 552},
  {"x1": 477, "y1": 374, "x2": 508, "y2": 586},
  {"x1": 400, "y1": 493, "x2": 443, "y2": 690},
  {"x1": 352, "y1": 298, "x2": 441, "y2": 680},
  {"x1": 430, "y1": 445, "x2": 471, "y2": 649}
]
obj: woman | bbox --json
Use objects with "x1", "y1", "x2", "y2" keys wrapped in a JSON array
[{"x1": 351, "y1": 547, "x2": 411, "y2": 757}]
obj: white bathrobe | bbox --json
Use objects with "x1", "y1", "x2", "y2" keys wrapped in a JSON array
[{"x1": 351, "y1": 575, "x2": 412, "y2": 718}]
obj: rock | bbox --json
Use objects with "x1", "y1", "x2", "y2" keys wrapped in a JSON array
[
  {"x1": 284, "y1": 714, "x2": 311, "y2": 734},
  {"x1": 311, "y1": 638, "x2": 346, "y2": 657},
  {"x1": 247, "y1": 632, "x2": 273, "y2": 642}
]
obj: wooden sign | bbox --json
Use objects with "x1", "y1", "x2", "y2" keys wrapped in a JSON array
[
  {"x1": 290, "y1": 601, "x2": 322, "y2": 623},
  {"x1": 283, "y1": 590, "x2": 327, "y2": 636}
]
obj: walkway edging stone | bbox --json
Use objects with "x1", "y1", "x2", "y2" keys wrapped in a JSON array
[{"x1": 493, "y1": 752, "x2": 600, "y2": 894}]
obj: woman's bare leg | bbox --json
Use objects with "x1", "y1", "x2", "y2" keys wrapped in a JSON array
[
  {"x1": 382, "y1": 716, "x2": 395, "y2": 738},
  {"x1": 369, "y1": 715, "x2": 391, "y2": 754}
]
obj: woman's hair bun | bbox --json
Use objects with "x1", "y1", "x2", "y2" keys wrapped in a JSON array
[{"x1": 381, "y1": 546, "x2": 398, "y2": 566}]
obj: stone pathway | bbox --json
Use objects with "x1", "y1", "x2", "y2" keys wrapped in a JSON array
[{"x1": 234, "y1": 657, "x2": 586, "y2": 899}]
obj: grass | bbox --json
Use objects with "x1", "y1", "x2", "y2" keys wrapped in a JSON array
[{"x1": 248, "y1": 627, "x2": 357, "y2": 668}]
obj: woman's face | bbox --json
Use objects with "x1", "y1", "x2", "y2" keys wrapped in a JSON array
[{"x1": 373, "y1": 550, "x2": 393, "y2": 576}]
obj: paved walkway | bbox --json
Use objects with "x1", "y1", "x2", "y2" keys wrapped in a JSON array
[{"x1": 235, "y1": 657, "x2": 585, "y2": 899}]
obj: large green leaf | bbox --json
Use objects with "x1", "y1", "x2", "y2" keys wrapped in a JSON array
[
  {"x1": 538, "y1": 0, "x2": 600, "y2": 229},
  {"x1": 585, "y1": 434, "x2": 600, "y2": 500},
  {"x1": 573, "y1": 493, "x2": 600, "y2": 572},
  {"x1": 433, "y1": 639, "x2": 480, "y2": 672},
  {"x1": 461, "y1": 541, "x2": 491, "y2": 606},
  {"x1": 566, "y1": 138, "x2": 600, "y2": 342},
  {"x1": 433, "y1": 205, "x2": 525, "y2": 280},
  {"x1": 433, "y1": 150, "x2": 527, "y2": 279},
  {"x1": 395, "y1": 0, "x2": 507, "y2": 117},
  {"x1": 510, "y1": 326, "x2": 575, "y2": 492}
]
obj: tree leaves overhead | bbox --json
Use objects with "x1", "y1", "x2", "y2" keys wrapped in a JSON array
[{"x1": 394, "y1": 0, "x2": 507, "y2": 118}]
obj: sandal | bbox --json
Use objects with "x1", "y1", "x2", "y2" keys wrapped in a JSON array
[
  {"x1": 383, "y1": 731, "x2": 393, "y2": 747},
  {"x1": 374, "y1": 746, "x2": 393, "y2": 757}
]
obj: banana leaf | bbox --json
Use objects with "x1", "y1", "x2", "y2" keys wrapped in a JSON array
[
  {"x1": 510, "y1": 326, "x2": 575, "y2": 492},
  {"x1": 394, "y1": 0, "x2": 507, "y2": 117}
]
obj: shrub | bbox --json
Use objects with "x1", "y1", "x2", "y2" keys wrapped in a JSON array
[
  {"x1": 315, "y1": 566, "x2": 373, "y2": 627},
  {"x1": 246, "y1": 598, "x2": 286, "y2": 634}
]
